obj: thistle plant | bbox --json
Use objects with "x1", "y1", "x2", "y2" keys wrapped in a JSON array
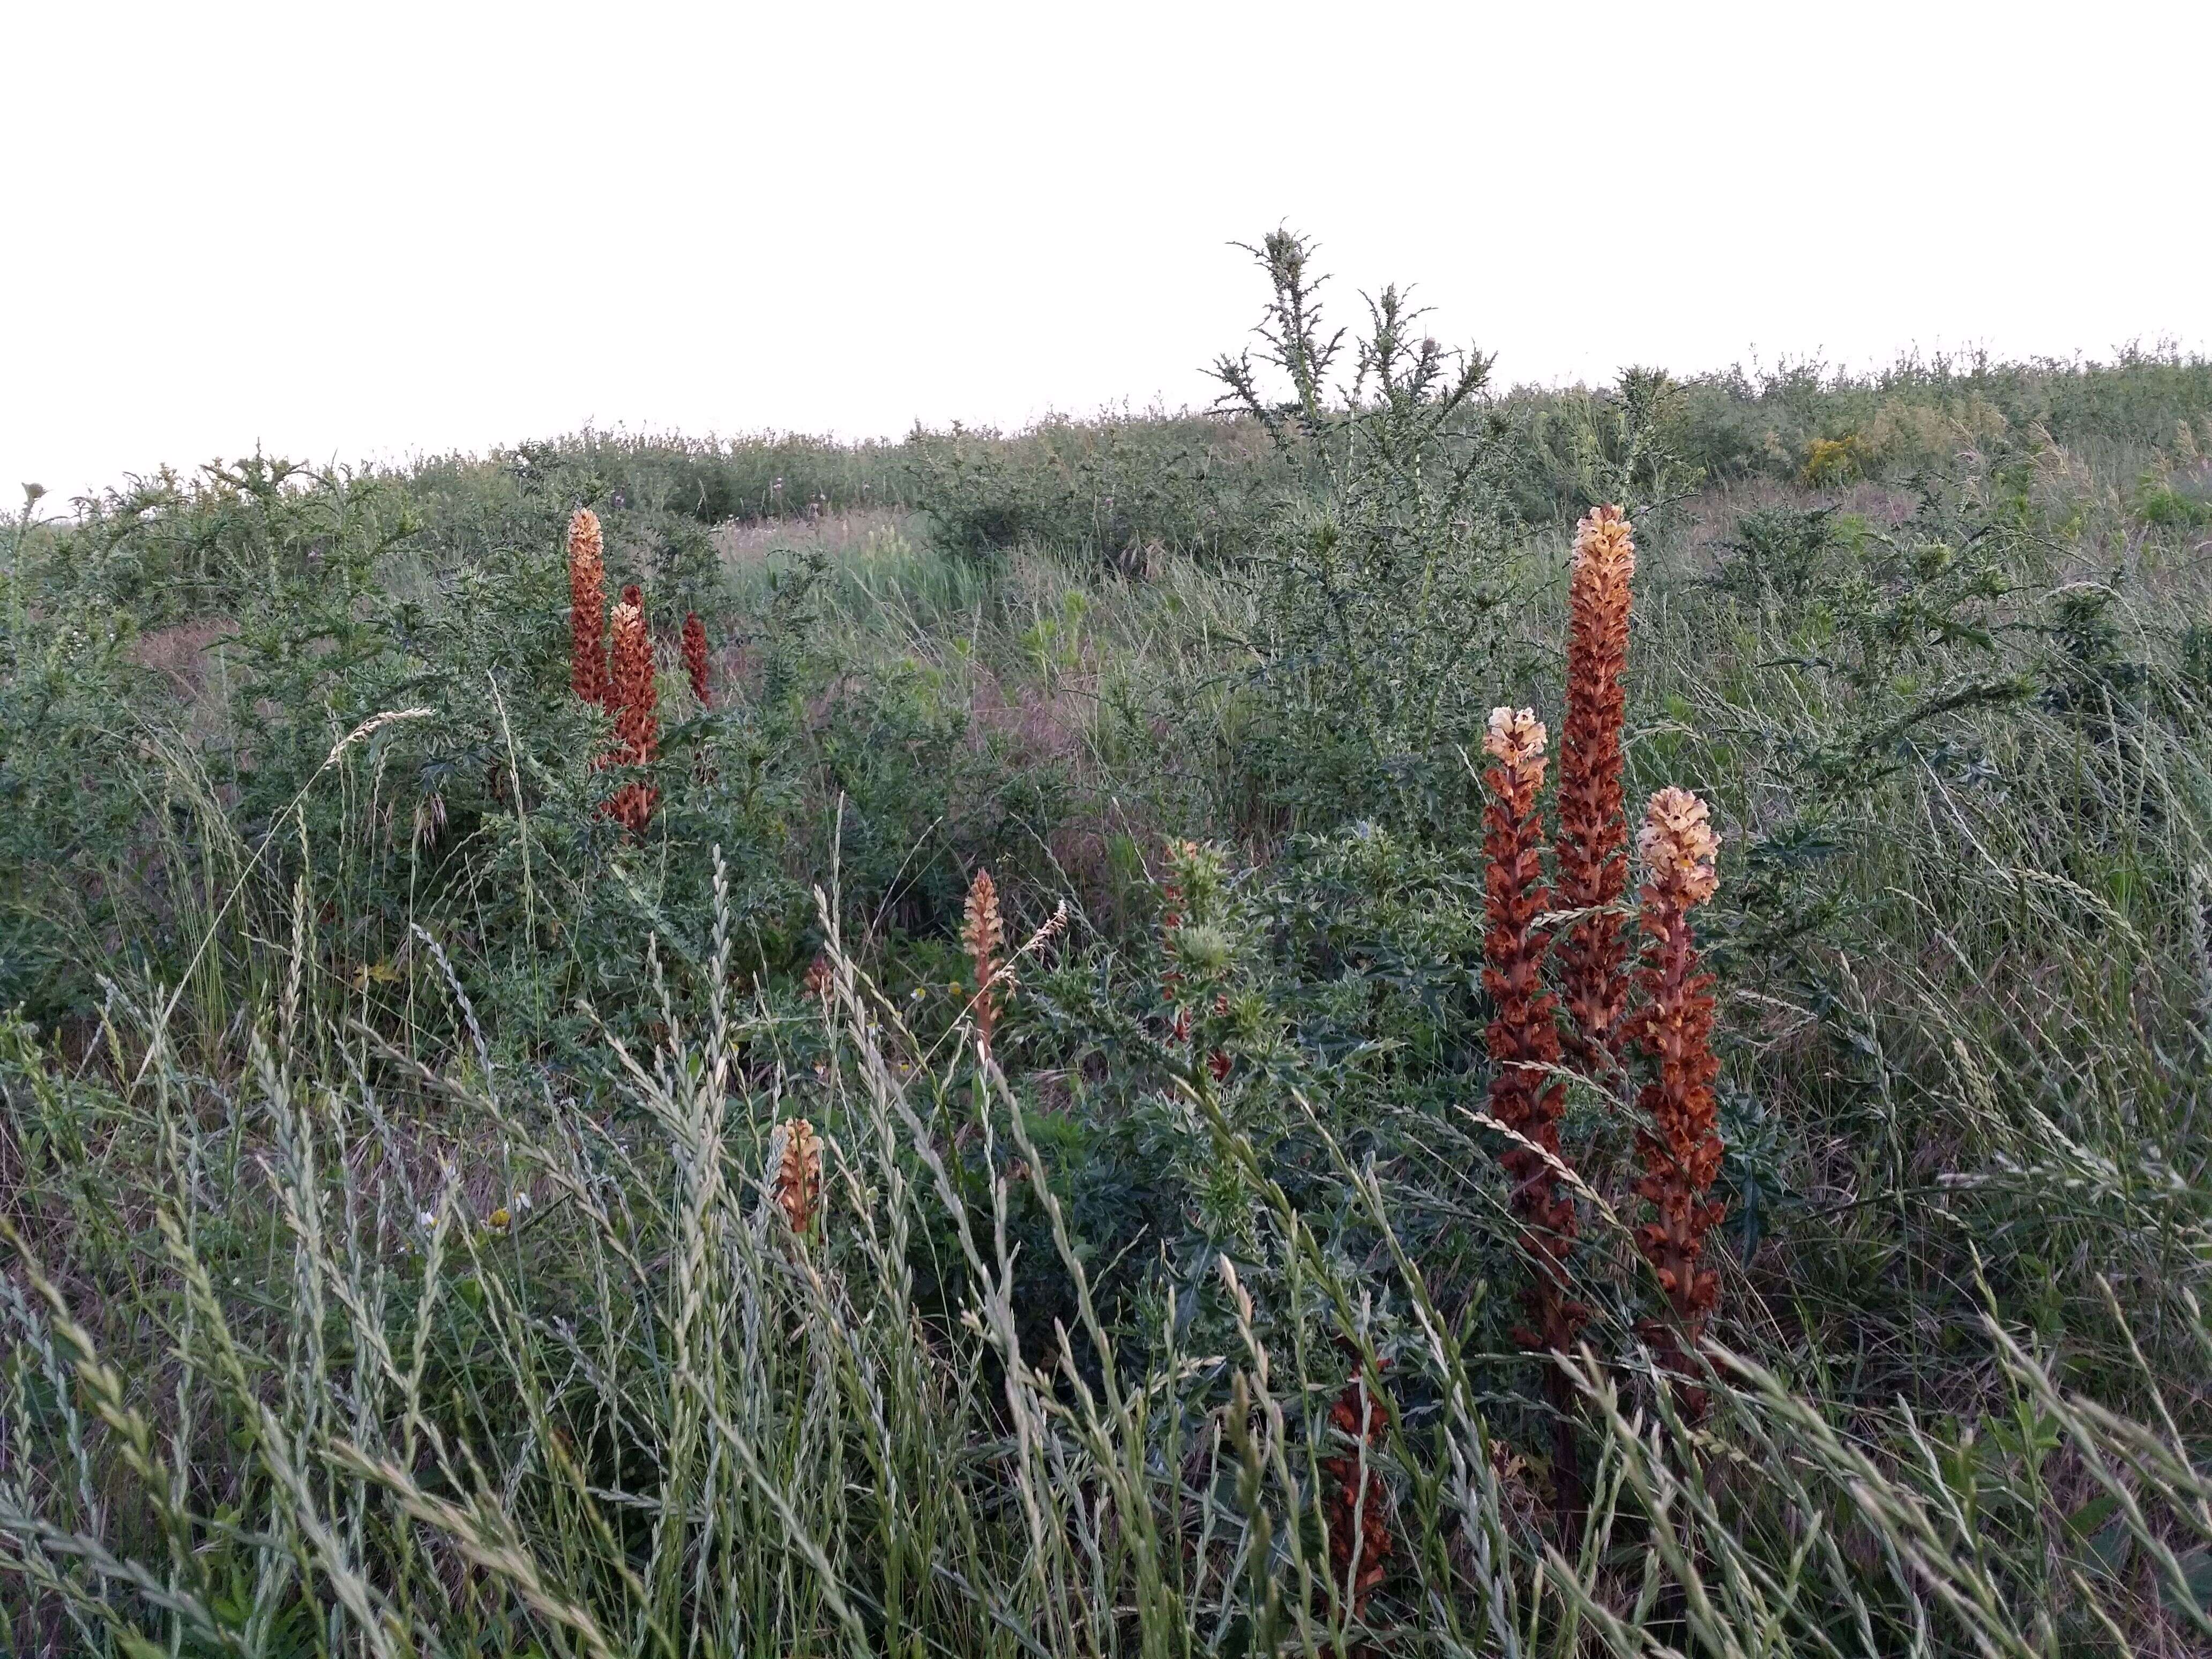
[
  {"x1": 682, "y1": 610, "x2": 711, "y2": 707},
  {"x1": 1630, "y1": 785, "x2": 1724, "y2": 1415},
  {"x1": 1209, "y1": 228, "x2": 1518, "y2": 827},
  {"x1": 1555, "y1": 503, "x2": 1638, "y2": 1072},
  {"x1": 605, "y1": 584, "x2": 659, "y2": 833},
  {"x1": 566, "y1": 506, "x2": 608, "y2": 707}
]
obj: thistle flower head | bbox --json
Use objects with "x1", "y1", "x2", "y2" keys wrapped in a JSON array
[
  {"x1": 1639, "y1": 787, "x2": 1720, "y2": 906},
  {"x1": 1572, "y1": 503, "x2": 1637, "y2": 585},
  {"x1": 1484, "y1": 706, "x2": 1548, "y2": 776}
]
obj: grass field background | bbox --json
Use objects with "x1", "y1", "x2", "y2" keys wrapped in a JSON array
[{"x1": 5, "y1": 237, "x2": 2212, "y2": 1654}]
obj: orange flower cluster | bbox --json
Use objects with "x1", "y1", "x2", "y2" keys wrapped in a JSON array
[
  {"x1": 1320, "y1": 1365, "x2": 1392, "y2": 1628},
  {"x1": 1478, "y1": 708, "x2": 1587, "y2": 1362},
  {"x1": 962, "y1": 868, "x2": 1005, "y2": 1050},
  {"x1": 1631, "y1": 786, "x2": 1723, "y2": 1414},
  {"x1": 773, "y1": 1117, "x2": 823, "y2": 1235},
  {"x1": 562, "y1": 513, "x2": 671, "y2": 833},
  {"x1": 567, "y1": 508, "x2": 608, "y2": 707},
  {"x1": 604, "y1": 585, "x2": 659, "y2": 833},
  {"x1": 682, "y1": 611, "x2": 711, "y2": 707},
  {"x1": 1554, "y1": 504, "x2": 1638, "y2": 1072},
  {"x1": 1475, "y1": 503, "x2": 1732, "y2": 1471}
]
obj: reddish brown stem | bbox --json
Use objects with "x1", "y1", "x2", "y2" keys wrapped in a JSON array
[
  {"x1": 603, "y1": 585, "x2": 660, "y2": 833},
  {"x1": 1555, "y1": 504, "x2": 1638, "y2": 1074},
  {"x1": 1631, "y1": 786, "x2": 1724, "y2": 1418},
  {"x1": 1480, "y1": 707, "x2": 1589, "y2": 1514},
  {"x1": 682, "y1": 611, "x2": 711, "y2": 707},
  {"x1": 566, "y1": 508, "x2": 608, "y2": 707}
]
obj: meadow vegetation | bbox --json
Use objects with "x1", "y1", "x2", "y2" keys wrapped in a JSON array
[{"x1": 4, "y1": 231, "x2": 2212, "y2": 1655}]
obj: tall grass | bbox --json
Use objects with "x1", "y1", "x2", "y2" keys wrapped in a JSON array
[{"x1": 4, "y1": 867, "x2": 2209, "y2": 1654}]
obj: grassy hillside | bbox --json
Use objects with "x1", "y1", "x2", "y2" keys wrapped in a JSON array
[{"x1": 4, "y1": 236, "x2": 2212, "y2": 1655}]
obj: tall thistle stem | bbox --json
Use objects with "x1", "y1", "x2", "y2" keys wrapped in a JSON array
[
  {"x1": 1480, "y1": 707, "x2": 1587, "y2": 1509},
  {"x1": 1555, "y1": 504, "x2": 1638, "y2": 1073},
  {"x1": 567, "y1": 507, "x2": 608, "y2": 707},
  {"x1": 1631, "y1": 786, "x2": 1724, "y2": 1417}
]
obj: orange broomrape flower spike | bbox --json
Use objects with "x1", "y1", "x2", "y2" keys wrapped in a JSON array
[
  {"x1": 773, "y1": 1117, "x2": 822, "y2": 1234},
  {"x1": 802, "y1": 953, "x2": 832, "y2": 1001},
  {"x1": 567, "y1": 507, "x2": 608, "y2": 707},
  {"x1": 1320, "y1": 1361, "x2": 1393, "y2": 1632},
  {"x1": 1481, "y1": 707, "x2": 1590, "y2": 1508},
  {"x1": 1631, "y1": 785, "x2": 1724, "y2": 1417},
  {"x1": 603, "y1": 585, "x2": 660, "y2": 833},
  {"x1": 962, "y1": 869, "x2": 1005, "y2": 1051},
  {"x1": 681, "y1": 611, "x2": 711, "y2": 707},
  {"x1": 1555, "y1": 504, "x2": 1639, "y2": 1072}
]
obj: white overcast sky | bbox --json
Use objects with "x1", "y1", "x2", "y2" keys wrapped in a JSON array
[{"x1": 5, "y1": 1, "x2": 2207, "y2": 502}]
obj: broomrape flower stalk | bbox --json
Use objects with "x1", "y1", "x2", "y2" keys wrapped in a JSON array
[
  {"x1": 604, "y1": 585, "x2": 659, "y2": 833},
  {"x1": 1555, "y1": 503, "x2": 1638, "y2": 1071},
  {"x1": 803, "y1": 953, "x2": 832, "y2": 1002},
  {"x1": 566, "y1": 507, "x2": 608, "y2": 707},
  {"x1": 1320, "y1": 1362, "x2": 1392, "y2": 1631},
  {"x1": 1631, "y1": 785, "x2": 1724, "y2": 1416},
  {"x1": 773, "y1": 1118, "x2": 822, "y2": 1235},
  {"x1": 1480, "y1": 709, "x2": 1589, "y2": 1359},
  {"x1": 681, "y1": 611, "x2": 711, "y2": 707},
  {"x1": 962, "y1": 869, "x2": 1004, "y2": 1051}
]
